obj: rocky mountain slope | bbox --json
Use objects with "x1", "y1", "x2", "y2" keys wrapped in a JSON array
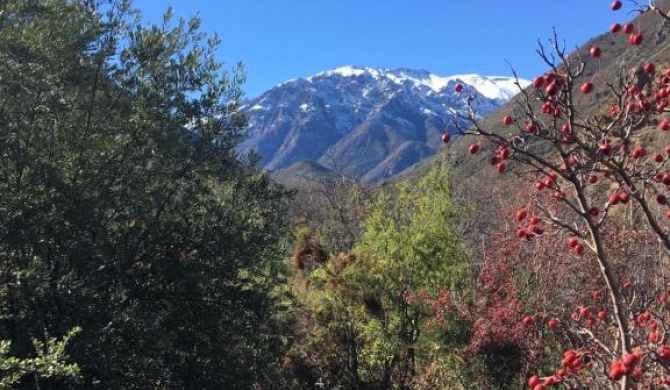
[{"x1": 237, "y1": 66, "x2": 529, "y2": 183}]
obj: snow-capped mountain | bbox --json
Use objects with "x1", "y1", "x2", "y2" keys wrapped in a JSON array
[{"x1": 238, "y1": 66, "x2": 529, "y2": 183}]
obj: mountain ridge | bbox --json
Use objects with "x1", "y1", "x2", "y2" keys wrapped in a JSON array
[{"x1": 238, "y1": 66, "x2": 529, "y2": 183}]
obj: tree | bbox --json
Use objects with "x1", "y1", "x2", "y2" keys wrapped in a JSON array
[
  {"x1": 447, "y1": 1, "x2": 670, "y2": 388},
  {"x1": 0, "y1": 329, "x2": 81, "y2": 389},
  {"x1": 284, "y1": 171, "x2": 370, "y2": 256},
  {"x1": 0, "y1": 0, "x2": 288, "y2": 388},
  {"x1": 284, "y1": 161, "x2": 474, "y2": 389}
]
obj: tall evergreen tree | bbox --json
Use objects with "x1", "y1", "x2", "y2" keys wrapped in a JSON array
[{"x1": 0, "y1": 1, "x2": 288, "y2": 388}]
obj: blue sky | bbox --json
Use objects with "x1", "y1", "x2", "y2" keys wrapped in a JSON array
[{"x1": 132, "y1": 1, "x2": 634, "y2": 98}]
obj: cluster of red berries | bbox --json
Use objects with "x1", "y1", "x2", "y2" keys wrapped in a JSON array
[
  {"x1": 526, "y1": 349, "x2": 594, "y2": 389},
  {"x1": 520, "y1": 314, "x2": 558, "y2": 330},
  {"x1": 514, "y1": 208, "x2": 545, "y2": 241}
]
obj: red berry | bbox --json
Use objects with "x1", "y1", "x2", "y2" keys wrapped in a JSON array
[
  {"x1": 598, "y1": 310, "x2": 607, "y2": 321},
  {"x1": 649, "y1": 332, "x2": 658, "y2": 342},
  {"x1": 502, "y1": 115, "x2": 513, "y2": 126},
  {"x1": 610, "y1": 193, "x2": 621, "y2": 205},
  {"x1": 654, "y1": 153, "x2": 664, "y2": 163},
  {"x1": 580, "y1": 82, "x2": 594, "y2": 94},
  {"x1": 609, "y1": 360, "x2": 627, "y2": 380},
  {"x1": 623, "y1": 23, "x2": 634, "y2": 34},
  {"x1": 599, "y1": 141, "x2": 612, "y2": 155},
  {"x1": 548, "y1": 318, "x2": 558, "y2": 329},
  {"x1": 580, "y1": 307, "x2": 591, "y2": 318},
  {"x1": 515, "y1": 228, "x2": 526, "y2": 238},
  {"x1": 528, "y1": 375, "x2": 541, "y2": 387},
  {"x1": 469, "y1": 144, "x2": 479, "y2": 154},
  {"x1": 526, "y1": 122, "x2": 537, "y2": 133},
  {"x1": 516, "y1": 208, "x2": 528, "y2": 221},
  {"x1": 611, "y1": 0, "x2": 622, "y2": 11},
  {"x1": 619, "y1": 191, "x2": 630, "y2": 204},
  {"x1": 660, "y1": 119, "x2": 670, "y2": 131},
  {"x1": 630, "y1": 34, "x2": 643, "y2": 45},
  {"x1": 623, "y1": 353, "x2": 638, "y2": 367},
  {"x1": 657, "y1": 194, "x2": 668, "y2": 205},
  {"x1": 590, "y1": 46, "x2": 601, "y2": 58},
  {"x1": 589, "y1": 206, "x2": 599, "y2": 216},
  {"x1": 441, "y1": 133, "x2": 450, "y2": 143},
  {"x1": 522, "y1": 315, "x2": 533, "y2": 327},
  {"x1": 454, "y1": 83, "x2": 463, "y2": 93},
  {"x1": 545, "y1": 73, "x2": 556, "y2": 83},
  {"x1": 532, "y1": 77, "x2": 545, "y2": 88},
  {"x1": 631, "y1": 145, "x2": 647, "y2": 158},
  {"x1": 611, "y1": 23, "x2": 621, "y2": 33},
  {"x1": 533, "y1": 225, "x2": 544, "y2": 235},
  {"x1": 568, "y1": 237, "x2": 579, "y2": 248},
  {"x1": 497, "y1": 162, "x2": 506, "y2": 173},
  {"x1": 588, "y1": 175, "x2": 598, "y2": 184},
  {"x1": 574, "y1": 244, "x2": 585, "y2": 255},
  {"x1": 546, "y1": 82, "x2": 559, "y2": 96},
  {"x1": 644, "y1": 63, "x2": 656, "y2": 74}
]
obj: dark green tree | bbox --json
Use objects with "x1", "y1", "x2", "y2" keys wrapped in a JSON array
[{"x1": 0, "y1": 0, "x2": 288, "y2": 388}]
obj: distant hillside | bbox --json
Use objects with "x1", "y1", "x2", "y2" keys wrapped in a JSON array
[{"x1": 270, "y1": 160, "x2": 339, "y2": 189}]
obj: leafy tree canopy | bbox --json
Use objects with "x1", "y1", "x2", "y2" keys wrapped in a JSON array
[{"x1": 0, "y1": 0, "x2": 289, "y2": 388}]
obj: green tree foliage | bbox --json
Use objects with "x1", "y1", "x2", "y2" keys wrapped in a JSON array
[
  {"x1": 357, "y1": 161, "x2": 471, "y2": 297},
  {"x1": 0, "y1": 328, "x2": 81, "y2": 389},
  {"x1": 285, "y1": 162, "x2": 473, "y2": 389},
  {"x1": 0, "y1": 0, "x2": 288, "y2": 388}
]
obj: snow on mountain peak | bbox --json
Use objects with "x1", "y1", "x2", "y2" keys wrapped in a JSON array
[
  {"x1": 304, "y1": 66, "x2": 529, "y2": 101},
  {"x1": 312, "y1": 66, "x2": 383, "y2": 79},
  {"x1": 444, "y1": 74, "x2": 530, "y2": 100}
]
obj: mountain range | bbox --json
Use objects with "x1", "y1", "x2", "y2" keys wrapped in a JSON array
[{"x1": 237, "y1": 66, "x2": 529, "y2": 183}]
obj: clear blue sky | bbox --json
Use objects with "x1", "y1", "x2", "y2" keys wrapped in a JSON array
[{"x1": 132, "y1": 0, "x2": 635, "y2": 98}]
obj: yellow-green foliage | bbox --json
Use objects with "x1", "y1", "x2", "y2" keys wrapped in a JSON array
[
  {"x1": 357, "y1": 162, "x2": 470, "y2": 296},
  {"x1": 289, "y1": 163, "x2": 474, "y2": 389}
]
